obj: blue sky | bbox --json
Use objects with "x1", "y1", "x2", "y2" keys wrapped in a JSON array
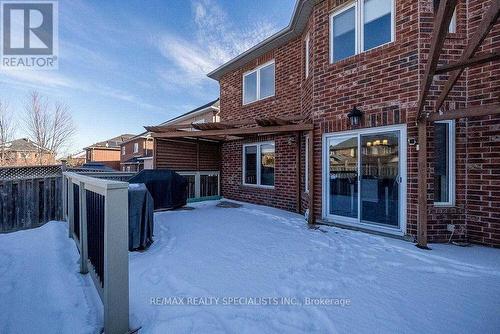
[{"x1": 0, "y1": 0, "x2": 295, "y2": 155}]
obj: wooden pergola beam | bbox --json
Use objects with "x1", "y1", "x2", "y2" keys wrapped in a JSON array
[
  {"x1": 416, "y1": 0, "x2": 458, "y2": 120},
  {"x1": 146, "y1": 114, "x2": 309, "y2": 133},
  {"x1": 427, "y1": 104, "x2": 500, "y2": 121},
  {"x1": 434, "y1": 51, "x2": 500, "y2": 74},
  {"x1": 151, "y1": 123, "x2": 314, "y2": 138},
  {"x1": 416, "y1": 0, "x2": 457, "y2": 249},
  {"x1": 434, "y1": 0, "x2": 500, "y2": 112}
]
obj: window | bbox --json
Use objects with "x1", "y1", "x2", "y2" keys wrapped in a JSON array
[
  {"x1": 133, "y1": 143, "x2": 139, "y2": 153},
  {"x1": 434, "y1": 120, "x2": 455, "y2": 206},
  {"x1": 243, "y1": 61, "x2": 275, "y2": 105},
  {"x1": 330, "y1": 0, "x2": 394, "y2": 63},
  {"x1": 449, "y1": 8, "x2": 457, "y2": 33},
  {"x1": 305, "y1": 33, "x2": 310, "y2": 78},
  {"x1": 243, "y1": 142, "x2": 275, "y2": 187},
  {"x1": 122, "y1": 146, "x2": 126, "y2": 155}
]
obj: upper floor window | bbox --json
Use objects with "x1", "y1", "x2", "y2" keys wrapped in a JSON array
[
  {"x1": 133, "y1": 142, "x2": 139, "y2": 153},
  {"x1": 122, "y1": 146, "x2": 126, "y2": 155},
  {"x1": 330, "y1": 0, "x2": 394, "y2": 63},
  {"x1": 434, "y1": 120, "x2": 455, "y2": 206},
  {"x1": 243, "y1": 61, "x2": 275, "y2": 105},
  {"x1": 449, "y1": 8, "x2": 457, "y2": 33},
  {"x1": 305, "y1": 33, "x2": 310, "y2": 78}
]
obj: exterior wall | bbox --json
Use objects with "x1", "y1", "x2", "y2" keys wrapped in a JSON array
[
  {"x1": 1, "y1": 151, "x2": 56, "y2": 166},
  {"x1": 172, "y1": 110, "x2": 219, "y2": 128},
  {"x1": 217, "y1": 0, "x2": 499, "y2": 246},
  {"x1": 222, "y1": 134, "x2": 301, "y2": 212},
  {"x1": 120, "y1": 137, "x2": 153, "y2": 172},
  {"x1": 86, "y1": 148, "x2": 121, "y2": 170},
  {"x1": 155, "y1": 138, "x2": 220, "y2": 172}
]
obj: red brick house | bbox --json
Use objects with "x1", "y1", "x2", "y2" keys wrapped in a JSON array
[
  {"x1": 0, "y1": 138, "x2": 56, "y2": 166},
  {"x1": 119, "y1": 133, "x2": 154, "y2": 172},
  {"x1": 150, "y1": 0, "x2": 499, "y2": 247},
  {"x1": 84, "y1": 134, "x2": 134, "y2": 171}
]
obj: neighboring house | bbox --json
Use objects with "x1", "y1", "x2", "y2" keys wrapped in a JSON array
[
  {"x1": 148, "y1": 0, "x2": 499, "y2": 247},
  {"x1": 65, "y1": 151, "x2": 86, "y2": 167},
  {"x1": 147, "y1": 99, "x2": 221, "y2": 200},
  {"x1": 119, "y1": 133, "x2": 154, "y2": 172},
  {"x1": 0, "y1": 138, "x2": 55, "y2": 166},
  {"x1": 84, "y1": 134, "x2": 134, "y2": 171}
]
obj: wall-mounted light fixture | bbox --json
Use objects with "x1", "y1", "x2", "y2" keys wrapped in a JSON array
[{"x1": 348, "y1": 106, "x2": 363, "y2": 127}]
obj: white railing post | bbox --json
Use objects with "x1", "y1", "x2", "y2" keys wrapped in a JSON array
[
  {"x1": 104, "y1": 184, "x2": 129, "y2": 334},
  {"x1": 67, "y1": 177, "x2": 74, "y2": 239},
  {"x1": 79, "y1": 181, "x2": 88, "y2": 274}
]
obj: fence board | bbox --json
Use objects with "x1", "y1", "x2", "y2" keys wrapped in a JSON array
[{"x1": 0, "y1": 176, "x2": 62, "y2": 233}]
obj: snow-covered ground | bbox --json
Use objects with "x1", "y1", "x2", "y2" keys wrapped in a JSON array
[{"x1": 1, "y1": 200, "x2": 500, "y2": 334}]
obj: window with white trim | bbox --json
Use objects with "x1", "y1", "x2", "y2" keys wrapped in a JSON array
[
  {"x1": 305, "y1": 33, "x2": 310, "y2": 78},
  {"x1": 243, "y1": 142, "x2": 275, "y2": 187},
  {"x1": 449, "y1": 8, "x2": 457, "y2": 33},
  {"x1": 133, "y1": 142, "x2": 139, "y2": 153},
  {"x1": 122, "y1": 146, "x2": 126, "y2": 155},
  {"x1": 330, "y1": 0, "x2": 394, "y2": 63},
  {"x1": 434, "y1": 120, "x2": 455, "y2": 206},
  {"x1": 243, "y1": 61, "x2": 275, "y2": 105}
]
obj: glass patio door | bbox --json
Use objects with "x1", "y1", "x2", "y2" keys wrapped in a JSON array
[
  {"x1": 326, "y1": 127, "x2": 405, "y2": 231},
  {"x1": 360, "y1": 131, "x2": 400, "y2": 227}
]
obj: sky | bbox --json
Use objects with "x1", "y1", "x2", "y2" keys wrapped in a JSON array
[{"x1": 0, "y1": 0, "x2": 296, "y2": 155}]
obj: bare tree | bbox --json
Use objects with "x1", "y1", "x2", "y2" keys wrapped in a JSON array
[
  {"x1": 23, "y1": 91, "x2": 76, "y2": 164},
  {"x1": 0, "y1": 99, "x2": 16, "y2": 166}
]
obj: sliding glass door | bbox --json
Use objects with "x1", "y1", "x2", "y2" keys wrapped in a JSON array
[{"x1": 325, "y1": 126, "x2": 406, "y2": 233}]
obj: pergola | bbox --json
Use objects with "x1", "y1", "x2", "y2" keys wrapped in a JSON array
[
  {"x1": 416, "y1": 0, "x2": 500, "y2": 248},
  {"x1": 145, "y1": 115, "x2": 315, "y2": 223}
]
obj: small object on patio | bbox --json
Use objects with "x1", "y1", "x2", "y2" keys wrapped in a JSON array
[
  {"x1": 176, "y1": 206, "x2": 195, "y2": 211},
  {"x1": 216, "y1": 201, "x2": 242, "y2": 208},
  {"x1": 452, "y1": 241, "x2": 471, "y2": 247}
]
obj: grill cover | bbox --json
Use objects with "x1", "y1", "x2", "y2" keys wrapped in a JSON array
[
  {"x1": 128, "y1": 183, "x2": 154, "y2": 251},
  {"x1": 128, "y1": 169, "x2": 187, "y2": 211}
]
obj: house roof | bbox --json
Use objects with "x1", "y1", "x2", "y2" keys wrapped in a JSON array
[
  {"x1": 207, "y1": 0, "x2": 319, "y2": 81},
  {"x1": 159, "y1": 98, "x2": 220, "y2": 126},
  {"x1": 84, "y1": 134, "x2": 135, "y2": 150},
  {"x1": 0, "y1": 138, "x2": 53, "y2": 153}
]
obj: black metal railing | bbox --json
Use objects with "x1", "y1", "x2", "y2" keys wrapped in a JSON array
[{"x1": 86, "y1": 190, "x2": 105, "y2": 287}]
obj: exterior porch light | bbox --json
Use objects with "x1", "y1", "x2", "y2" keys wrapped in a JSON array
[{"x1": 348, "y1": 106, "x2": 364, "y2": 127}]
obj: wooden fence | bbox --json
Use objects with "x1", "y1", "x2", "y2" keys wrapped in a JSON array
[
  {"x1": 0, "y1": 165, "x2": 135, "y2": 233},
  {"x1": 0, "y1": 176, "x2": 63, "y2": 233}
]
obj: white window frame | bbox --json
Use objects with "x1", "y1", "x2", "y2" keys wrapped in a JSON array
[
  {"x1": 242, "y1": 60, "x2": 275, "y2": 105},
  {"x1": 449, "y1": 8, "x2": 457, "y2": 33},
  {"x1": 305, "y1": 33, "x2": 310, "y2": 78},
  {"x1": 242, "y1": 141, "x2": 275, "y2": 188},
  {"x1": 133, "y1": 142, "x2": 139, "y2": 153},
  {"x1": 329, "y1": 0, "x2": 395, "y2": 63},
  {"x1": 121, "y1": 146, "x2": 125, "y2": 155},
  {"x1": 434, "y1": 120, "x2": 456, "y2": 207},
  {"x1": 305, "y1": 135, "x2": 309, "y2": 193}
]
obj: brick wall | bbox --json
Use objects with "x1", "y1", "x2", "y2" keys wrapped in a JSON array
[{"x1": 217, "y1": 0, "x2": 499, "y2": 246}]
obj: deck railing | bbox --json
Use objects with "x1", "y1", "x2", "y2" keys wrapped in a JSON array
[{"x1": 63, "y1": 172, "x2": 129, "y2": 334}]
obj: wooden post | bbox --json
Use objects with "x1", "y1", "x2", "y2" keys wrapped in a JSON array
[
  {"x1": 295, "y1": 132, "x2": 301, "y2": 213},
  {"x1": 79, "y1": 181, "x2": 88, "y2": 274},
  {"x1": 104, "y1": 184, "x2": 129, "y2": 334},
  {"x1": 417, "y1": 121, "x2": 429, "y2": 249},
  {"x1": 307, "y1": 129, "x2": 314, "y2": 224}
]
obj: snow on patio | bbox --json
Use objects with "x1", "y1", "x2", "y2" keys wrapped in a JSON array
[{"x1": 1, "y1": 200, "x2": 500, "y2": 333}]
